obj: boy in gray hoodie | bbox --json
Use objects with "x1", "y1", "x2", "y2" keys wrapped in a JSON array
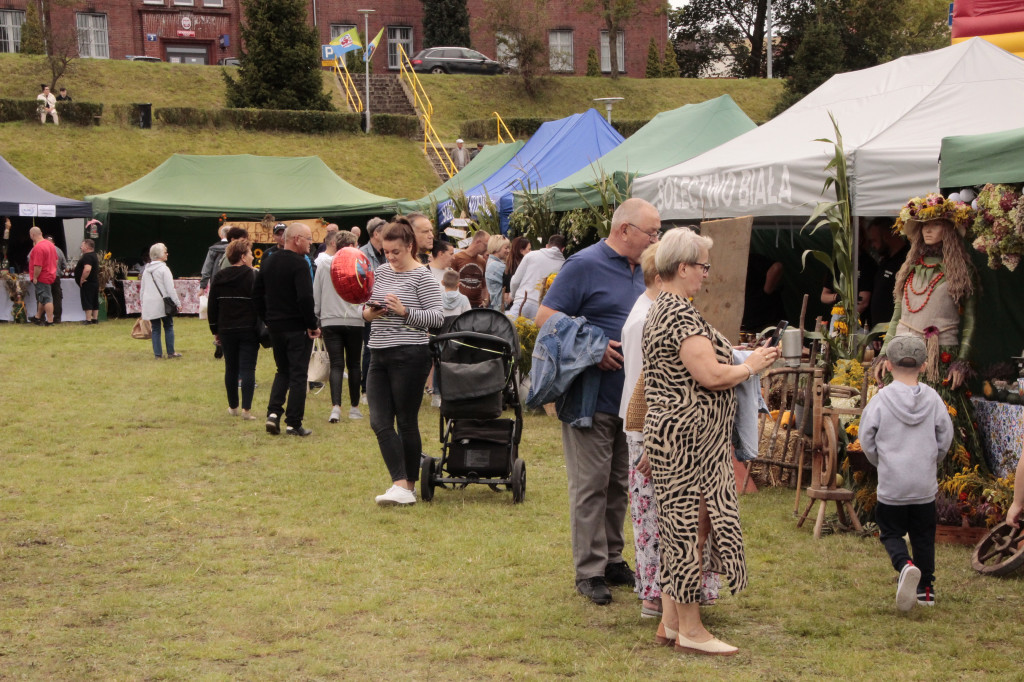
[{"x1": 860, "y1": 334, "x2": 953, "y2": 611}]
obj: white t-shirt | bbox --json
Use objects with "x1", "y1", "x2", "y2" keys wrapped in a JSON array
[{"x1": 618, "y1": 290, "x2": 656, "y2": 431}]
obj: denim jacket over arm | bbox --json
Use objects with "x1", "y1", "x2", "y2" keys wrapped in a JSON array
[{"x1": 526, "y1": 312, "x2": 609, "y2": 428}]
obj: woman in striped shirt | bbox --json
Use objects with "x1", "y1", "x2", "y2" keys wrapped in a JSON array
[{"x1": 363, "y1": 218, "x2": 444, "y2": 506}]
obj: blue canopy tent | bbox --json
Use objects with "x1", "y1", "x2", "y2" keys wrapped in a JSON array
[{"x1": 437, "y1": 108, "x2": 624, "y2": 233}]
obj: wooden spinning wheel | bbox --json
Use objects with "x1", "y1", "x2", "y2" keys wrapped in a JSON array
[{"x1": 972, "y1": 523, "x2": 1024, "y2": 576}]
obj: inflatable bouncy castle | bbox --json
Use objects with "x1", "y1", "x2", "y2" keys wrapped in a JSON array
[{"x1": 952, "y1": 0, "x2": 1024, "y2": 58}]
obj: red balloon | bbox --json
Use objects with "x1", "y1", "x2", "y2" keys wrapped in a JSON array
[{"x1": 330, "y1": 247, "x2": 375, "y2": 304}]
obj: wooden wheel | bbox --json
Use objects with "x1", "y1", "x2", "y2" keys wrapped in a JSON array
[{"x1": 972, "y1": 523, "x2": 1024, "y2": 576}]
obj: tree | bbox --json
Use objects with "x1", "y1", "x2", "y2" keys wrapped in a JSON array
[
  {"x1": 583, "y1": 0, "x2": 663, "y2": 80},
  {"x1": 20, "y1": 1, "x2": 45, "y2": 55},
  {"x1": 224, "y1": 0, "x2": 333, "y2": 111},
  {"x1": 661, "y1": 36, "x2": 679, "y2": 77},
  {"x1": 772, "y1": 16, "x2": 845, "y2": 115},
  {"x1": 645, "y1": 37, "x2": 661, "y2": 78},
  {"x1": 422, "y1": 0, "x2": 471, "y2": 48},
  {"x1": 483, "y1": 0, "x2": 548, "y2": 97},
  {"x1": 586, "y1": 47, "x2": 601, "y2": 77}
]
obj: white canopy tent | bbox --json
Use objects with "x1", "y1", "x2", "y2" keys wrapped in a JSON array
[{"x1": 633, "y1": 39, "x2": 1024, "y2": 220}]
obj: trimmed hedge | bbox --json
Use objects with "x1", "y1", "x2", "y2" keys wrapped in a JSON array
[
  {"x1": 611, "y1": 119, "x2": 649, "y2": 138},
  {"x1": 460, "y1": 117, "x2": 549, "y2": 140},
  {"x1": 0, "y1": 98, "x2": 102, "y2": 125},
  {"x1": 155, "y1": 107, "x2": 364, "y2": 134},
  {"x1": 370, "y1": 113, "x2": 420, "y2": 138}
]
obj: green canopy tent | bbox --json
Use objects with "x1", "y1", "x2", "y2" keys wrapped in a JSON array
[
  {"x1": 514, "y1": 95, "x2": 756, "y2": 213},
  {"x1": 394, "y1": 141, "x2": 525, "y2": 215},
  {"x1": 940, "y1": 126, "x2": 1024, "y2": 188},
  {"x1": 87, "y1": 154, "x2": 399, "y2": 275}
]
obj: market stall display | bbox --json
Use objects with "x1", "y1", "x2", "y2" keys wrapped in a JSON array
[{"x1": 121, "y1": 279, "x2": 201, "y2": 315}]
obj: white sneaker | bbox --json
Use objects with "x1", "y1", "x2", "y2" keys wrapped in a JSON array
[
  {"x1": 375, "y1": 485, "x2": 416, "y2": 506},
  {"x1": 349, "y1": 406, "x2": 363, "y2": 420},
  {"x1": 329, "y1": 406, "x2": 341, "y2": 423},
  {"x1": 430, "y1": 394, "x2": 441, "y2": 408},
  {"x1": 360, "y1": 394, "x2": 368, "y2": 405},
  {"x1": 896, "y1": 562, "x2": 921, "y2": 612}
]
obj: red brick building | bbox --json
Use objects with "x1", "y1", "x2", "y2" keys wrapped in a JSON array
[{"x1": 0, "y1": 1, "x2": 667, "y2": 76}]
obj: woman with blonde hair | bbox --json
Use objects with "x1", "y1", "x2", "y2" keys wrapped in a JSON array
[
  {"x1": 485, "y1": 234, "x2": 511, "y2": 311},
  {"x1": 643, "y1": 227, "x2": 777, "y2": 655}
]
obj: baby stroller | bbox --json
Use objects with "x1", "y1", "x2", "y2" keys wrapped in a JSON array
[{"x1": 422, "y1": 308, "x2": 526, "y2": 503}]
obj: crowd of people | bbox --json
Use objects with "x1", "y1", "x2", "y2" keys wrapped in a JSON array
[{"x1": 25, "y1": 226, "x2": 100, "y2": 326}]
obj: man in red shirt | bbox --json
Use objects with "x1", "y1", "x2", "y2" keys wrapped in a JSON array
[
  {"x1": 451, "y1": 229, "x2": 491, "y2": 308},
  {"x1": 28, "y1": 226, "x2": 58, "y2": 325}
]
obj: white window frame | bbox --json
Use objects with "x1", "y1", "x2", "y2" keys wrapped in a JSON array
[
  {"x1": 0, "y1": 10, "x2": 26, "y2": 54},
  {"x1": 495, "y1": 31, "x2": 518, "y2": 69},
  {"x1": 549, "y1": 30, "x2": 574, "y2": 73},
  {"x1": 203, "y1": 0, "x2": 224, "y2": 7},
  {"x1": 172, "y1": 0, "x2": 195, "y2": 6},
  {"x1": 330, "y1": 24, "x2": 356, "y2": 42},
  {"x1": 142, "y1": 0, "x2": 165, "y2": 5},
  {"x1": 600, "y1": 30, "x2": 625, "y2": 73},
  {"x1": 76, "y1": 13, "x2": 109, "y2": 60},
  {"x1": 387, "y1": 26, "x2": 413, "y2": 70}
]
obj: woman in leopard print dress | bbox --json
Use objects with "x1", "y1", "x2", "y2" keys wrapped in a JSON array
[{"x1": 642, "y1": 227, "x2": 777, "y2": 656}]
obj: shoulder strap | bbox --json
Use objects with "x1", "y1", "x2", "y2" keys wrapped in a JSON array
[{"x1": 147, "y1": 265, "x2": 168, "y2": 299}]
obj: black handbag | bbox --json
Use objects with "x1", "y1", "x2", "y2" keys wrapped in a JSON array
[{"x1": 255, "y1": 318, "x2": 272, "y2": 349}]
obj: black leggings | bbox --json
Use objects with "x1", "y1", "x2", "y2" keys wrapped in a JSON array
[
  {"x1": 367, "y1": 344, "x2": 431, "y2": 482},
  {"x1": 220, "y1": 329, "x2": 259, "y2": 410},
  {"x1": 322, "y1": 325, "x2": 363, "y2": 407}
]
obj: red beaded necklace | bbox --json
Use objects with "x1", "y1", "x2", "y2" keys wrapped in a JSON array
[{"x1": 904, "y1": 263, "x2": 944, "y2": 314}]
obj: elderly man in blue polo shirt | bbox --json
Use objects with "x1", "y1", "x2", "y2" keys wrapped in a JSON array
[{"x1": 535, "y1": 197, "x2": 660, "y2": 605}]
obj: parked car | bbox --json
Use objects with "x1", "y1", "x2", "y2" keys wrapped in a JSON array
[
  {"x1": 218, "y1": 58, "x2": 240, "y2": 67},
  {"x1": 126, "y1": 55, "x2": 162, "y2": 62},
  {"x1": 410, "y1": 47, "x2": 504, "y2": 75}
]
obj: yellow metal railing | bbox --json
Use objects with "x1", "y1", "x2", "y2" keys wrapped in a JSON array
[
  {"x1": 333, "y1": 58, "x2": 363, "y2": 113},
  {"x1": 493, "y1": 112, "x2": 514, "y2": 143},
  {"x1": 396, "y1": 44, "x2": 457, "y2": 179}
]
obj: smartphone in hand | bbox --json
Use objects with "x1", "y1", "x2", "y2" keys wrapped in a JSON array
[{"x1": 764, "y1": 320, "x2": 789, "y2": 347}]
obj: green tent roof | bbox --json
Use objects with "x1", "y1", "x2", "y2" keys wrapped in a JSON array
[
  {"x1": 87, "y1": 154, "x2": 397, "y2": 220},
  {"x1": 940, "y1": 127, "x2": 1024, "y2": 188},
  {"x1": 515, "y1": 95, "x2": 756, "y2": 213},
  {"x1": 394, "y1": 141, "x2": 525, "y2": 214}
]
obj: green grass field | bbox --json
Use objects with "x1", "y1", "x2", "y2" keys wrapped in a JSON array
[{"x1": 1, "y1": 319, "x2": 1021, "y2": 679}]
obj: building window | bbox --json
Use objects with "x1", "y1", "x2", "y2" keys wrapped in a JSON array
[
  {"x1": 495, "y1": 32, "x2": 518, "y2": 70},
  {"x1": 203, "y1": 0, "x2": 224, "y2": 7},
  {"x1": 77, "y1": 13, "x2": 109, "y2": 59},
  {"x1": 142, "y1": 0, "x2": 165, "y2": 5},
  {"x1": 387, "y1": 26, "x2": 413, "y2": 70},
  {"x1": 0, "y1": 10, "x2": 26, "y2": 54},
  {"x1": 549, "y1": 30, "x2": 573, "y2": 73},
  {"x1": 600, "y1": 30, "x2": 625, "y2": 73},
  {"x1": 330, "y1": 24, "x2": 356, "y2": 42},
  {"x1": 172, "y1": 0, "x2": 195, "y2": 6}
]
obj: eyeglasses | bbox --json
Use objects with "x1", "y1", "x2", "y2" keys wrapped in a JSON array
[
  {"x1": 626, "y1": 222, "x2": 660, "y2": 243},
  {"x1": 296, "y1": 235, "x2": 313, "y2": 242},
  {"x1": 689, "y1": 262, "x2": 711, "y2": 275}
]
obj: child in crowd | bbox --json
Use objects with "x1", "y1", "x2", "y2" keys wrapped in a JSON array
[
  {"x1": 440, "y1": 269, "x2": 471, "y2": 326},
  {"x1": 860, "y1": 334, "x2": 953, "y2": 611}
]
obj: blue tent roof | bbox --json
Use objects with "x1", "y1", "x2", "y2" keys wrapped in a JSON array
[{"x1": 437, "y1": 108, "x2": 624, "y2": 232}]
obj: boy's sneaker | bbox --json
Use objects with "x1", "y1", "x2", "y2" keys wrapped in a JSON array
[
  {"x1": 348, "y1": 406, "x2": 363, "y2": 420},
  {"x1": 329, "y1": 406, "x2": 341, "y2": 423},
  {"x1": 265, "y1": 413, "x2": 280, "y2": 435},
  {"x1": 896, "y1": 561, "x2": 921, "y2": 611},
  {"x1": 375, "y1": 485, "x2": 416, "y2": 506},
  {"x1": 917, "y1": 586, "x2": 935, "y2": 607}
]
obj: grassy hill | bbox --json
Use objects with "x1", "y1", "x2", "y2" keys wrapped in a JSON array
[{"x1": 0, "y1": 54, "x2": 783, "y2": 201}]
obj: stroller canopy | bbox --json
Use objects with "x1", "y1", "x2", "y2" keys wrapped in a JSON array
[{"x1": 446, "y1": 309, "x2": 521, "y2": 363}]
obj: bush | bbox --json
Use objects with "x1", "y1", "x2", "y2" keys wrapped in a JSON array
[
  {"x1": 0, "y1": 97, "x2": 102, "y2": 125},
  {"x1": 370, "y1": 113, "x2": 420, "y2": 138},
  {"x1": 460, "y1": 116, "x2": 548, "y2": 140},
  {"x1": 586, "y1": 48, "x2": 600, "y2": 77},
  {"x1": 154, "y1": 107, "x2": 363, "y2": 134},
  {"x1": 611, "y1": 119, "x2": 649, "y2": 138}
]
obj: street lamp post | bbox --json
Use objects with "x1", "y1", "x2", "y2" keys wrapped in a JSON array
[
  {"x1": 358, "y1": 9, "x2": 374, "y2": 133},
  {"x1": 593, "y1": 97, "x2": 624, "y2": 125}
]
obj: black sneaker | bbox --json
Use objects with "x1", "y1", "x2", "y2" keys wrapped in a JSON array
[
  {"x1": 29, "y1": 316, "x2": 42, "y2": 325},
  {"x1": 605, "y1": 561, "x2": 636, "y2": 588},
  {"x1": 917, "y1": 586, "x2": 935, "y2": 607},
  {"x1": 576, "y1": 577, "x2": 612, "y2": 605},
  {"x1": 265, "y1": 413, "x2": 280, "y2": 435},
  {"x1": 286, "y1": 425, "x2": 313, "y2": 437}
]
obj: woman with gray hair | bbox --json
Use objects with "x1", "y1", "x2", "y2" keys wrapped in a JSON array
[
  {"x1": 140, "y1": 242, "x2": 182, "y2": 358},
  {"x1": 642, "y1": 227, "x2": 777, "y2": 656},
  {"x1": 485, "y1": 234, "x2": 510, "y2": 311}
]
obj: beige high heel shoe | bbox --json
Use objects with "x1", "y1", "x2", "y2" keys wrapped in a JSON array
[
  {"x1": 654, "y1": 623, "x2": 678, "y2": 647},
  {"x1": 674, "y1": 633, "x2": 738, "y2": 656}
]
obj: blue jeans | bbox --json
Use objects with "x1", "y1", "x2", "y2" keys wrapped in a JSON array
[
  {"x1": 151, "y1": 316, "x2": 175, "y2": 357},
  {"x1": 220, "y1": 329, "x2": 259, "y2": 410},
  {"x1": 367, "y1": 344, "x2": 431, "y2": 482}
]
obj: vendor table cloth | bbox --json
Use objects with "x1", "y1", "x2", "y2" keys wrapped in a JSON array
[
  {"x1": 121, "y1": 279, "x2": 201, "y2": 315},
  {"x1": 970, "y1": 397, "x2": 1023, "y2": 478},
  {"x1": 1, "y1": 277, "x2": 85, "y2": 322}
]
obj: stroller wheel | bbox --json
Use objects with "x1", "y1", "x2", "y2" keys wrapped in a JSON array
[
  {"x1": 511, "y1": 458, "x2": 526, "y2": 504},
  {"x1": 420, "y1": 456, "x2": 437, "y2": 502}
]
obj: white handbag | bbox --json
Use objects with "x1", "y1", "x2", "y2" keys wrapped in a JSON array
[
  {"x1": 307, "y1": 336, "x2": 330, "y2": 387},
  {"x1": 198, "y1": 294, "x2": 209, "y2": 320}
]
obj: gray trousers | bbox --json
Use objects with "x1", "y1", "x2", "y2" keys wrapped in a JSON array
[{"x1": 562, "y1": 411, "x2": 630, "y2": 581}]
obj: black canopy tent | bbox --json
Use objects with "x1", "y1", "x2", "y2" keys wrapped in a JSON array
[{"x1": 0, "y1": 155, "x2": 92, "y2": 272}]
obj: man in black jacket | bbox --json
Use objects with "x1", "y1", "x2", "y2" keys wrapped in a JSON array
[{"x1": 252, "y1": 222, "x2": 321, "y2": 437}]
